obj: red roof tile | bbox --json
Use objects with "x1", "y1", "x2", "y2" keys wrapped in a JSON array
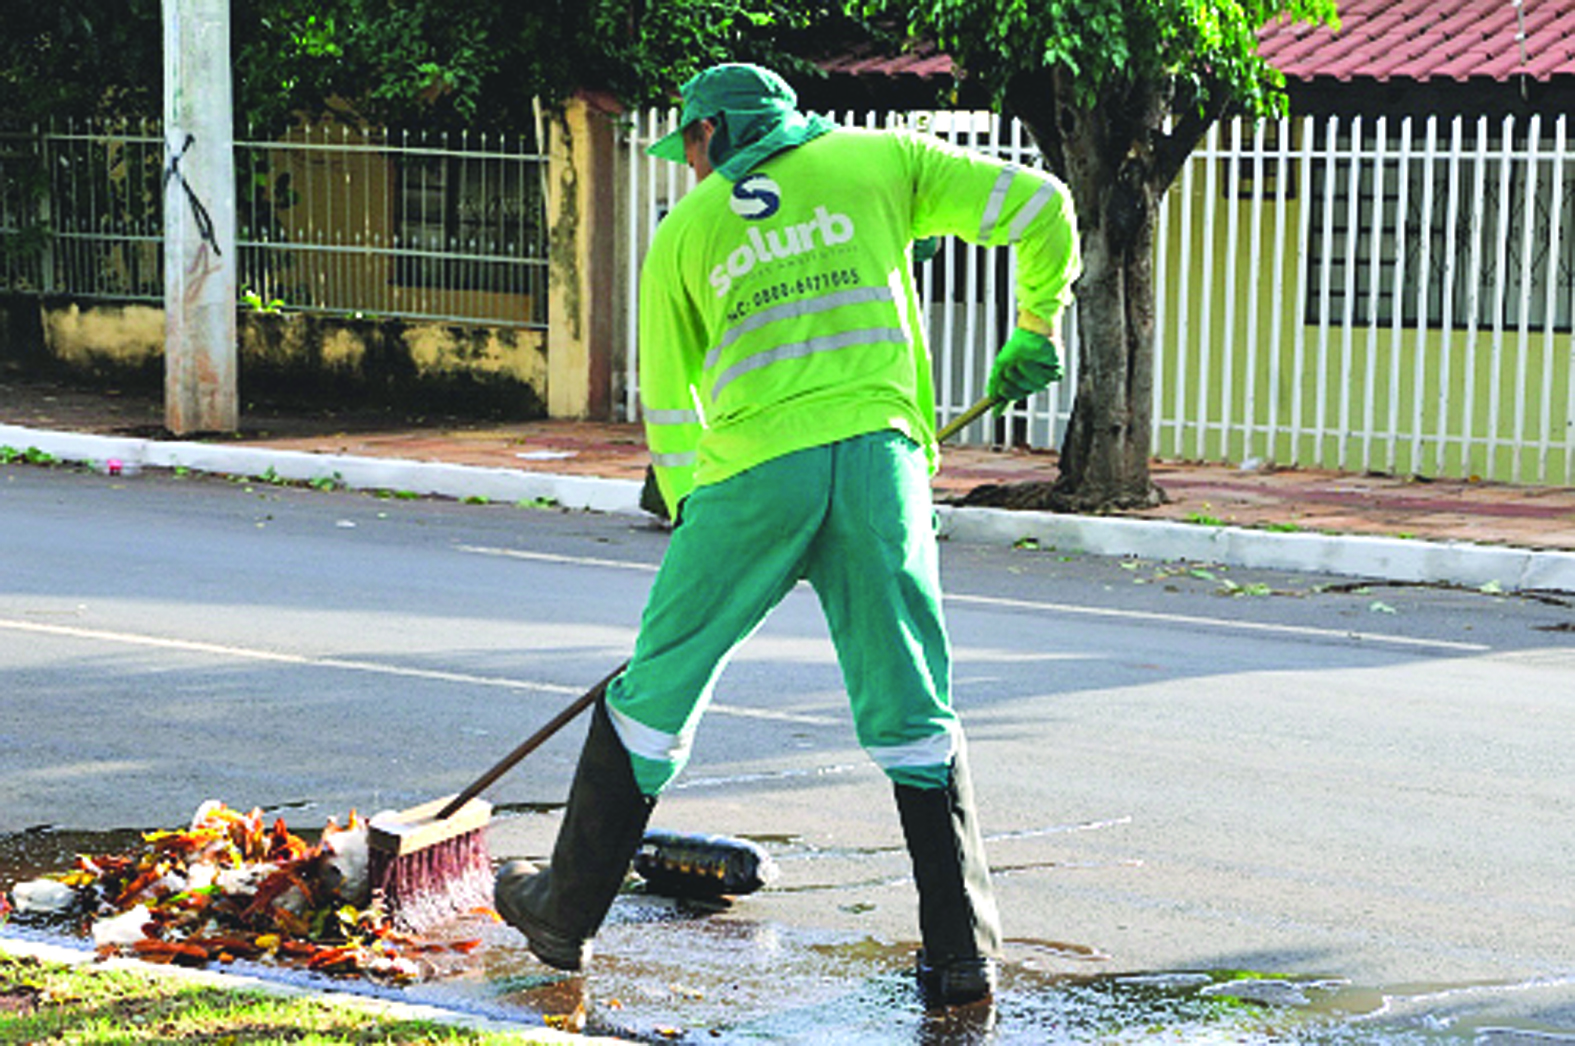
[
  {"x1": 817, "y1": 3, "x2": 1575, "y2": 88},
  {"x1": 1258, "y1": 0, "x2": 1575, "y2": 82},
  {"x1": 815, "y1": 40, "x2": 955, "y2": 80}
]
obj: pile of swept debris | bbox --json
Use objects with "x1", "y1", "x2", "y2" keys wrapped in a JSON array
[{"x1": 2, "y1": 802, "x2": 483, "y2": 981}]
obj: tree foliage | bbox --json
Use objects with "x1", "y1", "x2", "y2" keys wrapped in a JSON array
[
  {"x1": 0, "y1": 1, "x2": 164, "y2": 121},
  {"x1": 866, "y1": 0, "x2": 1335, "y2": 187},
  {"x1": 0, "y1": 0, "x2": 860, "y2": 132},
  {"x1": 858, "y1": 0, "x2": 1338, "y2": 511}
]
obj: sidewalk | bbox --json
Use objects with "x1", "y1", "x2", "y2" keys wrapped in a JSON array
[{"x1": 5, "y1": 378, "x2": 1575, "y2": 592}]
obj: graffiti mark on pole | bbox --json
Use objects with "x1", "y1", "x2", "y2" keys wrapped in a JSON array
[{"x1": 164, "y1": 133, "x2": 222, "y2": 257}]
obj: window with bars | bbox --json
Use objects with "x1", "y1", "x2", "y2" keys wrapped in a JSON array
[{"x1": 1305, "y1": 122, "x2": 1575, "y2": 332}]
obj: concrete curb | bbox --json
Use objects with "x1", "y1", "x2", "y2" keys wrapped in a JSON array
[
  {"x1": 0, "y1": 932, "x2": 616, "y2": 1043},
  {"x1": 0, "y1": 423, "x2": 644, "y2": 516},
  {"x1": 935, "y1": 505, "x2": 1575, "y2": 595},
  {"x1": 7, "y1": 422, "x2": 1575, "y2": 595}
]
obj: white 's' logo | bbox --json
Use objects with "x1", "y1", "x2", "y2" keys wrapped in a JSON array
[{"x1": 730, "y1": 174, "x2": 781, "y2": 220}]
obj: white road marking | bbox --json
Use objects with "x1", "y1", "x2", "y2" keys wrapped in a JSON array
[
  {"x1": 457, "y1": 545, "x2": 659, "y2": 573},
  {"x1": 944, "y1": 592, "x2": 1490, "y2": 652},
  {"x1": 0, "y1": 617, "x2": 583, "y2": 695},
  {"x1": 456, "y1": 544, "x2": 1491, "y2": 653},
  {"x1": 0, "y1": 616, "x2": 835, "y2": 724}
]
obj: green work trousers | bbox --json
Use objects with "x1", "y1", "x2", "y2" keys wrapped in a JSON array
[{"x1": 606, "y1": 428, "x2": 958, "y2": 795}]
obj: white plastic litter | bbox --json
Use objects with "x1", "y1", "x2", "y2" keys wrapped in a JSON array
[
  {"x1": 91, "y1": 904, "x2": 153, "y2": 947},
  {"x1": 9, "y1": 878, "x2": 77, "y2": 914}
]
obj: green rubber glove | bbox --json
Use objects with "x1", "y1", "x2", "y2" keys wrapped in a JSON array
[{"x1": 986, "y1": 327, "x2": 1063, "y2": 404}]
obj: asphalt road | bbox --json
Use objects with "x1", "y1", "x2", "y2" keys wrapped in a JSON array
[{"x1": 3, "y1": 462, "x2": 1573, "y2": 1040}]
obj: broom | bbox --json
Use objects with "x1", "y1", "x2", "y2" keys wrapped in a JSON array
[
  {"x1": 368, "y1": 396, "x2": 998, "y2": 930},
  {"x1": 367, "y1": 660, "x2": 625, "y2": 931}
]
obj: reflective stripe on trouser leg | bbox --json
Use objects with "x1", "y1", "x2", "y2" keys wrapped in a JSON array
[
  {"x1": 804, "y1": 430, "x2": 958, "y2": 789},
  {"x1": 606, "y1": 444, "x2": 833, "y2": 795}
]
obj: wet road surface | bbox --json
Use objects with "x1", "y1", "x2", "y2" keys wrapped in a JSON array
[
  {"x1": 4, "y1": 466, "x2": 1574, "y2": 1042},
  {"x1": 5, "y1": 823, "x2": 1573, "y2": 1045}
]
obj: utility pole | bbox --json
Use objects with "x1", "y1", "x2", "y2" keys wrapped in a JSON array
[{"x1": 162, "y1": 0, "x2": 237, "y2": 434}]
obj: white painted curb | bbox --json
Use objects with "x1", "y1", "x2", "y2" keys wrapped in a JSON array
[
  {"x1": 7, "y1": 422, "x2": 1574, "y2": 594},
  {"x1": 1, "y1": 423, "x2": 643, "y2": 516},
  {"x1": 934, "y1": 505, "x2": 1575, "y2": 595}
]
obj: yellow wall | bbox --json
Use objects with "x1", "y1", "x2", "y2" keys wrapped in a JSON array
[
  {"x1": 22, "y1": 298, "x2": 547, "y2": 414},
  {"x1": 42, "y1": 303, "x2": 165, "y2": 372}
]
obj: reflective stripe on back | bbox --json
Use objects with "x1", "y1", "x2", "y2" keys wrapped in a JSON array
[
  {"x1": 711, "y1": 326, "x2": 907, "y2": 399},
  {"x1": 650, "y1": 449, "x2": 698, "y2": 468},
  {"x1": 644, "y1": 407, "x2": 702, "y2": 426},
  {"x1": 709, "y1": 286, "x2": 898, "y2": 365}
]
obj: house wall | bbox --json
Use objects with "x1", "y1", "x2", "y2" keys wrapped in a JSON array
[{"x1": 0, "y1": 96, "x2": 628, "y2": 424}]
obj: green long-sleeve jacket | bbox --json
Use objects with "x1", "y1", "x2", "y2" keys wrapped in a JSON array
[{"x1": 639, "y1": 125, "x2": 1081, "y2": 514}]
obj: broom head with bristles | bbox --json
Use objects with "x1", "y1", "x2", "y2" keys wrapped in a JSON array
[{"x1": 368, "y1": 795, "x2": 493, "y2": 933}]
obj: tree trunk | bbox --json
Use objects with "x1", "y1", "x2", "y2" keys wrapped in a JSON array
[
  {"x1": 1050, "y1": 177, "x2": 1165, "y2": 512},
  {"x1": 960, "y1": 75, "x2": 1166, "y2": 514}
]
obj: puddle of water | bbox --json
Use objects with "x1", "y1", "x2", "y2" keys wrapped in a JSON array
[
  {"x1": 0, "y1": 826, "x2": 149, "y2": 885},
  {"x1": 5, "y1": 827, "x2": 1574, "y2": 1044}
]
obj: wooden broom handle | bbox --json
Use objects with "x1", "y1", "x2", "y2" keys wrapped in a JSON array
[
  {"x1": 437, "y1": 660, "x2": 630, "y2": 820},
  {"x1": 937, "y1": 396, "x2": 999, "y2": 444}
]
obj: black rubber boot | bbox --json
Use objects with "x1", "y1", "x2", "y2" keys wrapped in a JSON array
[
  {"x1": 494, "y1": 700, "x2": 655, "y2": 971},
  {"x1": 893, "y1": 740, "x2": 1002, "y2": 1008}
]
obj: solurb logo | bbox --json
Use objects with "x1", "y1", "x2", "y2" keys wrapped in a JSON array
[
  {"x1": 709, "y1": 206, "x2": 855, "y2": 297},
  {"x1": 730, "y1": 174, "x2": 781, "y2": 220}
]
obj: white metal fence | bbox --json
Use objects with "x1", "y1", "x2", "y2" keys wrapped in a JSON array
[
  {"x1": 0, "y1": 119, "x2": 548, "y2": 328},
  {"x1": 621, "y1": 108, "x2": 1575, "y2": 485},
  {"x1": 1166, "y1": 111, "x2": 1575, "y2": 485},
  {"x1": 6, "y1": 109, "x2": 1573, "y2": 485}
]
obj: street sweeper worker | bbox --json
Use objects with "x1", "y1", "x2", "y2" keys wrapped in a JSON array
[{"x1": 495, "y1": 62, "x2": 1081, "y2": 1008}]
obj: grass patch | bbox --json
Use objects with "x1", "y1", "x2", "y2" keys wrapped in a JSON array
[
  {"x1": 0, "y1": 952, "x2": 557, "y2": 1044},
  {"x1": 0, "y1": 445, "x2": 58, "y2": 466}
]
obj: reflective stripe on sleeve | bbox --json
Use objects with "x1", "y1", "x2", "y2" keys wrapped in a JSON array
[
  {"x1": 644, "y1": 407, "x2": 701, "y2": 426},
  {"x1": 978, "y1": 165, "x2": 1018, "y2": 241},
  {"x1": 1007, "y1": 181, "x2": 1059, "y2": 243},
  {"x1": 711, "y1": 326, "x2": 907, "y2": 399}
]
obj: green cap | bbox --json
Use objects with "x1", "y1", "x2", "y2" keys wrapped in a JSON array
[{"x1": 647, "y1": 63, "x2": 800, "y2": 164}]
